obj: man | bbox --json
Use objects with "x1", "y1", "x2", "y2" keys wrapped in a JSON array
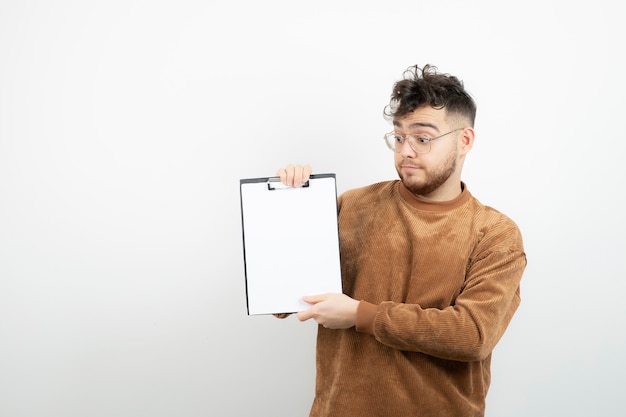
[{"x1": 275, "y1": 64, "x2": 526, "y2": 417}]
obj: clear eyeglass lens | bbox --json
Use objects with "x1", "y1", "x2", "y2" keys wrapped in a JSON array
[
  {"x1": 408, "y1": 135, "x2": 430, "y2": 153},
  {"x1": 385, "y1": 133, "x2": 431, "y2": 153}
]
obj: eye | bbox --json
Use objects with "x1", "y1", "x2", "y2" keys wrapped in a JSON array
[
  {"x1": 393, "y1": 134, "x2": 404, "y2": 143},
  {"x1": 415, "y1": 136, "x2": 432, "y2": 144}
]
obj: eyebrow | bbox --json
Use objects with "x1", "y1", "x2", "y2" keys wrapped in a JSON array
[{"x1": 392, "y1": 120, "x2": 440, "y2": 132}]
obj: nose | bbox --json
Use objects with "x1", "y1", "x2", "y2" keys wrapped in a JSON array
[{"x1": 399, "y1": 137, "x2": 417, "y2": 157}]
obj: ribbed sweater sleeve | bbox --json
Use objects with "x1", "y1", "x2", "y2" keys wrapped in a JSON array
[{"x1": 355, "y1": 300, "x2": 377, "y2": 335}]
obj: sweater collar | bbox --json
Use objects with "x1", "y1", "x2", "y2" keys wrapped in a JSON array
[{"x1": 397, "y1": 180, "x2": 471, "y2": 211}]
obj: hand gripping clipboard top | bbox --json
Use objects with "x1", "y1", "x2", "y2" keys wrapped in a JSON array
[{"x1": 239, "y1": 174, "x2": 342, "y2": 315}]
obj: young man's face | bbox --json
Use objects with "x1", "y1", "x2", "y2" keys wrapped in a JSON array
[{"x1": 392, "y1": 106, "x2": 466, "y2": 199}]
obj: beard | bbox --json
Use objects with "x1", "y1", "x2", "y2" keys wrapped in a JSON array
[{"x1": 396, "y1": 149, "x2": 458, "y2": 197}]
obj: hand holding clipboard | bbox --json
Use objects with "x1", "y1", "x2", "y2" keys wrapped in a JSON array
[{"x1": 275, "y1": 164, "x2": 313, "y2": 188}]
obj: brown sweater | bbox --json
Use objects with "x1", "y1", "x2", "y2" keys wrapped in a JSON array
[{"x1": 309, "y1": 181, "x2": 526, "y2": 417}]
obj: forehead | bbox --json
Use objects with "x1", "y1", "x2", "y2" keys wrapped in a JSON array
[{"x1": 393, "y1": 106, "x2": 448, "y2": 132}]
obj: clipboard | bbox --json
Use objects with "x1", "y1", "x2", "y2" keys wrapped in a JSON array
[{"x1": 239, "y1": 174, "x2": 342, "y2": 315}]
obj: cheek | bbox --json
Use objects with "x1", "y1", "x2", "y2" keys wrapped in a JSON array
[{"x1": 433, "y1": 142, "x2": 458, "y2": 163}]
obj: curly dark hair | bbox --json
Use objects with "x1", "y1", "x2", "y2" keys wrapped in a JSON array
[{"x1": 383, "y1": 64, "x2": 476, "y2": 127}]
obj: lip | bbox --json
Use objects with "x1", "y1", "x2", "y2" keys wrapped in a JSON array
[{"x1": 401, "y1": 164, "x2": 421, "y2": 171}]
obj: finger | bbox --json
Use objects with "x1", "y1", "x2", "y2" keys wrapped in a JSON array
[
  {"x1": 301, "y1": 294, "x2": 328, "y2": 304},
  {"x1": 284, "y1": 164, "x2": 295, "y2": 186},
  {"x1": 297, "y1": 309, "x2": 314, "y2": 322},
  {"x1": 275, "y1": 167, "x2": 287, "y2": 184},
  {"x1": 302, "y1": 164, "x2": 312, "y2": 182},
  {"x1": 294, "y1": 165, "x2": 304, "y2": 187},
  {"x1": 291, "y1": 164, "x2": 310, "y2": 187}
]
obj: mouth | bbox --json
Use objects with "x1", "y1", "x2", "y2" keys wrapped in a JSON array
[{"x1": 400, "y1": 164, "x2": 421, "y2": 171}]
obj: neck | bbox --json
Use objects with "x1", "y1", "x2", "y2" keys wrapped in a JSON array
[{"x1": 414, "y1": 181, "x2": 463, "y2": 201}]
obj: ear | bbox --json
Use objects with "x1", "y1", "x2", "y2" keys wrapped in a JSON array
[{"x1": 458, "y1": 127, "x2": 475, "y2": 156}]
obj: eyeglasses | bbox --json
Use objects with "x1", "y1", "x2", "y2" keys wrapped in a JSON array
[{"x1": 383, "y1": 128, "x2": 463, "y2": 154}]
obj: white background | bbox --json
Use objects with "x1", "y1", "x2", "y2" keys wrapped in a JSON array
[{"x1": 1, "y1": 1, "x2": 624, "y2": 416}]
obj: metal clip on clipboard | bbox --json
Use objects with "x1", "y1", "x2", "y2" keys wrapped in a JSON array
[{"x1": 267, "y1": 177, "x2": 310, "y2": 190}]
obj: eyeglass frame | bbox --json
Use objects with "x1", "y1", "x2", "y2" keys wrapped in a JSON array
[{"x1": 383, "y1": 127, "x2": 464, "y2": 154}]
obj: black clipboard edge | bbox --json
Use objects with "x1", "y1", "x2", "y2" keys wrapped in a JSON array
[{"x1": 239, "y1": 173, "x2": 336, "y2": 186}]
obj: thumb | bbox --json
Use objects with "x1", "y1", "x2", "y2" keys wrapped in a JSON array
[{"x1": 301, "y1": 294, "x2": 329, "y2": 305}]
